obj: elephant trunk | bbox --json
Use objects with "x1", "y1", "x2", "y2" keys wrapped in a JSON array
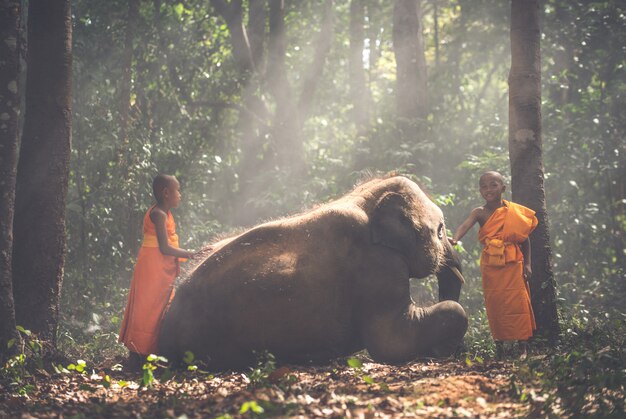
[{"x1": 436, "y1": 243, "x2": 464, "y2": 302}]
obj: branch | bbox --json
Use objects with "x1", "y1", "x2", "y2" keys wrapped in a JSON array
[{"x1": 297, "y1": 0, "x2": 334, "y2": 120}]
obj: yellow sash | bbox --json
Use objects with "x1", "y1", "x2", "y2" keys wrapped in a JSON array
[{"x1": 142, "y1": 232, "x2": 180, "y2": 248}]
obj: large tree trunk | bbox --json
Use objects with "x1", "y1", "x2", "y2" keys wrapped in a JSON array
[
  {"x1": 508, "y1": 0, "x2": 559, "y2": 341},
  {"x1": 0, "y1": 0, "x2": 22, "y2": 356},
  {"x1": 12, "y1": 0, "x2": 72, "y2": 345},
  {"x1": 392, "y1": 0, "x2": 428, "y2": 128},
  {"x1": 349, "y1": 0, "x2": 369, "y2": 134}
]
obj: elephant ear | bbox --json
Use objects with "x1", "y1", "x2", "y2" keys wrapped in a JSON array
[{"x1": 371, "y1": 192, "x2": 417, "y2": 255}]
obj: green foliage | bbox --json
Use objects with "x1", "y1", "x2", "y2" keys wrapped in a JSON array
[
  {"x1": 347, "y1": 356, "x2": 388, "y2": 391},
  {"x1": 66, "y1": 359, "x2": 88, "y2": 374},
  {"x1": 239, "y1": 400, "x2": 265, "y2": 415},
  {"x1": 246, "y1": 351, "x2": 277, "y2": 389},
  {"x1": 0, "y1": 326, "x2": 43, "y2": 395},
  {"x1": 463, "y1": 309, "x2": 497, "y2": 359},
  {"x1": 141, "y1": 354, "x2": 169, "y2": 388},
  {"x1": 514, "y1": 315, "x2": 626, "y2": 417}
]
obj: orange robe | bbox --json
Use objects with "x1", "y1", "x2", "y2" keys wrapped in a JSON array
[
  {"x1": 478, "y1": 200, "x2": 538, "y2": 341},
  {"x1": 119, "y1": 206, "x2": 182, "y2": 355}
]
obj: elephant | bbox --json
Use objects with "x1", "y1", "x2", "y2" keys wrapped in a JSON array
[
  {"x1": 437, "y1": 245, "x2": 463, "y2": 302},
  {"x1": 159, "y1": 175, "x2": 467, "y2": 369}
]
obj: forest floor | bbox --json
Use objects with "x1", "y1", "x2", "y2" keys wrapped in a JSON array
[{"x1": 0, "y1": 355, "x2": 542, "y2": 418}]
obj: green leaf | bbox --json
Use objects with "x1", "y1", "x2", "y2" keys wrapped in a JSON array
[
  {"x1": 183, "y1": 350, "x2": 195, "y2": 364},
  {"x1": 146, "y1": 354, "x2": 157, "y2": 362},
  {"x1": 16, "y1": 326, "x2": 31, "y2": 336},
  {"x1": 7, "y1": 338, "x2": 15, "y2": 349},
  {"x1": 240, "y1": 401, "x2": 264, "y2": 414},
  {"x1": 173, "y1": 3, "x2": 184, "y2": 17},
  {"x1": 347, "y1": 357, "x2": 363, "y2": 369},
  {"x1": 363, "y1": 375, "x2": 375, "y2": 385}
]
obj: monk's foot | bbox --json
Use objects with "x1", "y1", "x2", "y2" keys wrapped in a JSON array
[
  {"x1": 518, "y1": 341, "x2": 529, "y2": 360},
  {"x1": 123, "y1": 352, "x2": 143, "y2": 372}
]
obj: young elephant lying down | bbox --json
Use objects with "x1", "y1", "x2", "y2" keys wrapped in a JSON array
[{"x1": 159, "y1": 176, "x2": 467, "y2": 369}]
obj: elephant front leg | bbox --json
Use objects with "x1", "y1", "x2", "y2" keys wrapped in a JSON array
[{"x1": 362, "y1": 301, "x2": 468, "y2": 363}]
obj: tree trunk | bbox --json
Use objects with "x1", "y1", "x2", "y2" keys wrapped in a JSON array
[
  {"x1": 0, "y1": 0, "x2": 22, "y2": 356},
  {"x1": 118, "y1": 0, "x2": 140, "y2": 257},
  {"x1": 392, "y1": 0, "x2": 428, "y2": 127},
  {"x1": 433, "y1": 0, "x2": 439, "y2": 68},
  {"x1": 349, "y1": 0, "x2": 369, "y2": 134},
  {"x1": 118, "y1": 0, "x2": 139, "y2": 153},
  {"x1": 212, "y1": 0, "x2": 333, "y2": 225},
  {"x1": 267, "y1": 0, "x2": 301, "y2": 168},
  {"x1": 296, "y1": 0, "x2": 334, "y2": 124},
  {"x1": 12, "y1": 0, "x2": 72, "y2": 345},
  {"x1": 508, "y1": 0, "x2": 559, "y2": 341}
]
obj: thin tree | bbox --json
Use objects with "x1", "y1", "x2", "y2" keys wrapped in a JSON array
[
  {"x1": 349, "y1": 0, "x2": 370, "y2": 134},
  {"x1": 211, "y1": 0, "x2": 334, "y2": 224},
  {"x1": 508, "y1": 0, "x2": 559, "y2": 341},
  {"x1": 118, "y1": 0, "x2": 140, "y2": 156},
  {"x1": 0, "y1": 0, "x2": 22, "y2": 356},
  {"x1": 392, "y1": 0, "x2": 428, "y2": 132},
  {"x1": 12, "y1": 0, "x2": 72, "y2": 345}
]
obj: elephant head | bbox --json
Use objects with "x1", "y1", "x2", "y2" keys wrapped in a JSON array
[{"x1": 370, "y1": 178, "x2": 451, "y2": 279}]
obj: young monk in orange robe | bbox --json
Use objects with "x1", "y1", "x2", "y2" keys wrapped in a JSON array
[
  {"x1": 449, "y1": 171, "x2": 538, "y2": 358},
  {"x1": 119, "y1": 174, "x2": 196, "y2": 369}
]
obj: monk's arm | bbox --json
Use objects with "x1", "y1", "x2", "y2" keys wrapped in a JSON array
[
  {"x1": 449, "y1": 209, "x2": 479, "y2": 245},
  {"x1": 521, "y1": 238, "x2": 532, "y2": 279},
  {"x1": 150, "y1": 209, "x2": 195, "y2": 258}
]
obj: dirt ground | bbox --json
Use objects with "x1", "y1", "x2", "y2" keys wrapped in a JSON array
[{"x1": 0, "y1": 357, "x2": 534, "y2": 418}]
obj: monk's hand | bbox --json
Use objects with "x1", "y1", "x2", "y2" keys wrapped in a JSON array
[{"x1": 523, "y1": 264, "x2": 532, "y2": 281}]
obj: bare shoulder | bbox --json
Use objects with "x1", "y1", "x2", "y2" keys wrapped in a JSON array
[
  {"x1": 149, "y1": 207, "x2": 167, "y2": 223},
  {"x1": 473, "y1": 206, "x2": 490, "y2": 226}
]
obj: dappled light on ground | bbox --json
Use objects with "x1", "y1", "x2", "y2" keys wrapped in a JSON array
[{"x1": 1, "y1": 358, "x2": 531, "y2": 417}]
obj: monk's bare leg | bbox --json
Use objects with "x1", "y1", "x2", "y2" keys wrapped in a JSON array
[
  {"x1": 124, "y1": 351, "x2": 143, "y2": 372},
  {"x1": 518, "y1": 340, "x2": 529, "y2": 360},
  {"x1": 495, "y1": 341, "x2": 505, "y2": 360}
]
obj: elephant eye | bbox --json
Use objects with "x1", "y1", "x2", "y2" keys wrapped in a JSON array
[{"x1": 437, "y1": 223, "x2": 444, "y2": 240}]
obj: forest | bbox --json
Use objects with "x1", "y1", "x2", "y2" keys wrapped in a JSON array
[{"x1": 0, "y1": 0, "x2": 624, "y2": 417}]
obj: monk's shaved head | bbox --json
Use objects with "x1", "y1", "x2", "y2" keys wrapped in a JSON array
[
  {"x1": 153, "y1": 174, "x2": 177, "y2": 203},
  {"x1": 479, "y1": 171, "x2": 505, "y2": 185}
]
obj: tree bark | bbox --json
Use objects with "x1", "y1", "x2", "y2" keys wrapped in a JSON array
[
  {"x1": 433, "y1": 0, "x2": 439, "y2": 68},
  {"x1": 118, "y1": 0, "x2": 140, "y2": 152},
  {"x1": 210, "y1": 0, "x2": 255, "y2": 75},
  {"x1": 508, "y1": 0, "x2": 559, "y2": 341},
  {"x1": 392, "y1": 0, "x2": 428, "y2": 137},
  {"x1": 349, "y1": 0, "x2": 370, "y2": 133},
  {"x1": 12, "y1": 0, "x2": 72, "y2": 345},
  {"x1": 0, "y1": 0, "x2": 22, "y2": 356}
]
